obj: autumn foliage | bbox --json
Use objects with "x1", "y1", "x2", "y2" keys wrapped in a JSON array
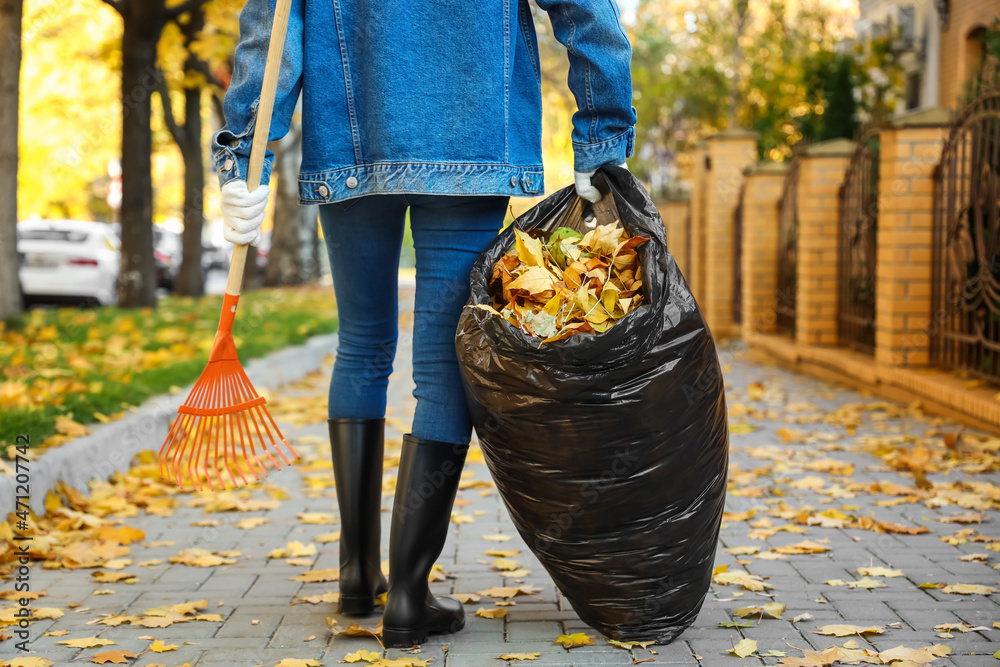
[{"x1": 476, "y1": 221, "x2": 648, "y2": 343}]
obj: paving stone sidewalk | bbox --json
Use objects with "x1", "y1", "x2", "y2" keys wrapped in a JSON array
[{"x1": 5, "y1": 287, "x2": 999, "y2": 667}]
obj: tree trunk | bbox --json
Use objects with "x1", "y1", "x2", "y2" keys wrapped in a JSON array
[
  {"x1": 265, "y1": 103, "x2": 320, "y2": 286},
  {"x1": 174, "y1": 9, "x2": 205, "y2": 297},
  {"x1": 242, "y1": 244, "x2": 261, "y2": 290},
  {"x1": 0, "y1": 0, "x2": 22, "y2": 320},
  {"x1": 117, "y1": 1, "x2": 163, "y2": 308}
]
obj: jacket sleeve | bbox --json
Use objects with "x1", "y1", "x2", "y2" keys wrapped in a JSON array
[
  {"x1": 534, "y1": 0, "x2": 638, "y2": 172},
  {"x1": 210, "y1": 0, "x2": 304, "y2": 189}
]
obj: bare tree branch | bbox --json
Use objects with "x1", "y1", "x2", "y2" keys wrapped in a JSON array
[
  {"x1": 155, "y1": 69, "x2": 186, "y2": 147},
  {"x1": 99, "y1": 0, "x2": 124, "y2": 15},
  {"x1": 165, "y1": 0, "x2": 212, "y2": 21}
]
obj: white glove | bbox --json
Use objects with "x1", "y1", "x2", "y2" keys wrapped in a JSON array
[
  {"x1": 574, "y1": 162, "x2": 628, "y2": 203},
  {"x1": 221, "y1": 179, "x2": 269, "y2": 247}
]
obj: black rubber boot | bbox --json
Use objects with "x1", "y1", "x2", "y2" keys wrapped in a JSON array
[
  {"x1": 328, "y1": 418, "x2": 389, "y2": 615},
  {"x1": 382, "y1": 434, "x2": 469, "y2": 647}
]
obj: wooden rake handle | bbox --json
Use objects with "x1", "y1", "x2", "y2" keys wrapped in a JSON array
[{"x1": 226, "y1": 0, "x2": 294, "y2": 296}]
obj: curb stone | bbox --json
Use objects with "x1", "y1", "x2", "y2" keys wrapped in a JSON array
[{"x1": 0, "y1": 332, "x2": 338, "y2": 518}]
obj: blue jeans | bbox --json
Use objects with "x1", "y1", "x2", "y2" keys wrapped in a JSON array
[{"x1": 318, "y1": 194, "x2": 509, "y2": 446}]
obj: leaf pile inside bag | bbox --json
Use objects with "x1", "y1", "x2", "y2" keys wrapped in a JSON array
[{"x1": 474, "y1": 221, "x2": 649, "y2": 343}]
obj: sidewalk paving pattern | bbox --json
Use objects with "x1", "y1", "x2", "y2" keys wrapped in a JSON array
[{"x1": 3, "y1": 288, "x2": 999, "y2": 666}]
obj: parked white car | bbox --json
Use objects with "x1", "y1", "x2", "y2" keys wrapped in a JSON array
[{"x1": 17, "y1": 219, "x2": 121, "y2": 306}]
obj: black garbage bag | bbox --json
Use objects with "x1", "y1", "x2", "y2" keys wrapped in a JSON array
[{"x1": 455, "y1": 165, "x2": 729, "y2": 643}]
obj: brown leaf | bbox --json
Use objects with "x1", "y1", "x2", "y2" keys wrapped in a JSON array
[{"x1": 88, "y1": 650, "x2": 137, "y2": 664}]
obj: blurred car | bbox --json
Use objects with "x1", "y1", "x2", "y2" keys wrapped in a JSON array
[
  {"x1": 201, "y1": 240, "x2": 230, "y2": 271},
  {"x1": 152, "y1": 226, "x2": 183, "y2": 290},
  {"x1": 17, "y1": 219, "x2": 121, "y2": 306}
]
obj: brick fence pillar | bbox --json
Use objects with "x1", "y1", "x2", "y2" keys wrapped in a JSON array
[
  {"x1": 741, "y1": 161, "x2": 788, "y2": 337},
  {"x1": 796, "y1": 139, "x2": 855, "y2": 347},
  {"x1": 875, "y1": 107, "x2": 953, "y2": 366},
  {"x1": 688, "y1": 142, "x2": 709, "y2": 303},
  {"x1": 657, "y1": 195, "x2": 691, "y2": 277},
  {"x1": 704, "y1": 130, "x2": 758, "y2": 339}
]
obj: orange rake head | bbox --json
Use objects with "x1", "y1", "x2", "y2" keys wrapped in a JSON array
[{"x1": 159, "y1": 293, "x2": 298, "y2": 491}]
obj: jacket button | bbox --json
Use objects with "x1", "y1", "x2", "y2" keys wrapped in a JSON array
[
  {"x1": 317, "y1": 184, "x2": 330, "y2": 197},
  {"x1": 509, "y1": 176, "x2": 518, "y2": 187},
  {"x1": 346, "y1": 176, "x2": 359, "y2": 189},
  {"x1": 223, "y1": 158, "x2": 233, "y2": 171}
]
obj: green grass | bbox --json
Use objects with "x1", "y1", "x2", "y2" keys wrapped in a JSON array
[{"x1": 0, "y1": 287, "x2": 337, "y2": 453}]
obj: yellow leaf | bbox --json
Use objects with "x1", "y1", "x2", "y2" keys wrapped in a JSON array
[
  {"x1": 273, "y1": 660, "x2": 323, "y2": 667},
  {"x1": 54, "y1": 415, "x2": 90, "y2": 438},
  {"x1": 941, "y1": 583, "x2": 996, "y2": 595},
  {"x1": 497, "y1": 653, "x2": 541, "y2": 660},
  {"x1": 607, "y1": 639, "x2": 656, "y2": 649},
  {"x1": 712, "y1": 570, "x2": 772, "y2": 592},
  {"x1": 855, "y1": 566, "x2": 903, "y2": 578},
  {"x1": 297, "y1": 512, "x2": 338, "y2": 524},
  {"x1": 268, "y1": 541, "x2": 316, "y2": 559},
  {"x1": 771, "y1": 540, "x2": 829, "y2": 555},
  {"x1": 554, "y1": 632, "x2": 595, "y2": 649},
  {"x1": 876, "y1": 644, "x2": 950, "y2": 663},
  {"x1": 482, "y1": 533, "x2": 513, "y2": 542},
  {"x1": 1, "y1": 659, "x2": 54, "y2": 667},
  {"x1": 475, "y1": 607, "x2": 507, "y2": 619},
  {"x1": 724, "y1": 545, "x2": 760, "y2": 556},
  {"x1": 508, "y1": 266, "x2": 557, "y2": 296},
  {"x1": 477, "y1": 585, "x2": 540, "y2": 599},
  {"x1": 514, "y1": 228, "x2": 545, "y2": 267},
  {"x1": 343, "y1": 650, "x2": 382, "y2": 663},
  {"x1": 492, "y1": 558, "x2": 520, "y2": 571},
  {"x1": 58, "y1": 637, "x2": 116, "y2": 648},
  {"x1": 149, "y1": 639, "x2": 178, "y2": 652},
  {"x1": 732, "y1": 602, "x2": 785, "y2": 619},
  {"x1": 483, "y1": 549, "x2": 520, "y2": 558},
  {"x1": 289, "y1": 568, "x2": 339, "y2": 582},
  {"x1": 728, "y1": 638, "x2": 757, "y2": 658}
]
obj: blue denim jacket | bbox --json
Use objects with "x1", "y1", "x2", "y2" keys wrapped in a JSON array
[{"x1": 211, "y1": 0, "x2": 637, "y2": 204}]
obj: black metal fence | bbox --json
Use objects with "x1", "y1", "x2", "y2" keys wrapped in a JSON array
[
  {"x1": 931, "y1": 56, "x2": 1000, "y2": 381},
  {"x1": 837, "y1": 127, "x2": 881, "y2": 354},
  {"x1": 776, "y1": 157, "x2": 800, "y2": 336}
]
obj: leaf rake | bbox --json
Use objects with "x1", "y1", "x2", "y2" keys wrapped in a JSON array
[{"x1": 158, "y1": 0, "x2": 297, "y2": 490}]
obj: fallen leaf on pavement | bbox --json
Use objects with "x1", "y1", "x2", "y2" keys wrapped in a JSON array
[
  {"x1": 813, "y1": 624, "x2": 885, "y2": 637},
  {"x1": 57, "y1": 637, "x2": 116, "y2": 648},
  {"x1": 554, "y1": 632, "x2": 595, "y2": 649},
  {"x1": 940, "y1": 583, "x2": 996, "y2": 595},
  {"x1": 607, "y1": 639, "x2": 656, "y2": 649},
  {"x1": 856, "y1": 566, "x2": 903, "y2": 577},
  {"x1": 933, "y1": 622, "x2": 989, "y2": 632},
  {"x1": 876, "y1": 643, "x2": 951, "y2": 663},
  {"x1": 712, "y1": 569, "x2": 773, "y2": 592},
  {"x1": 728, "y1": 638, "x2": 757, "y2": 658},
  {"x1": 732, "y1": 602, "x2": 785, "y2": 619}
]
